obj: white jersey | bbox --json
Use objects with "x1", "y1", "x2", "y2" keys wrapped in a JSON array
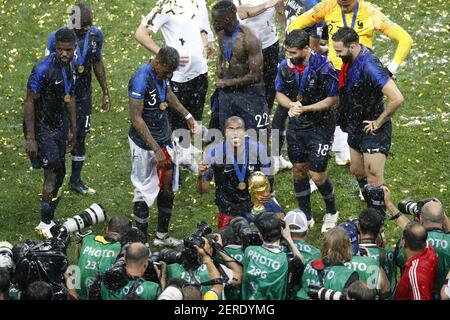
[
  {"x1": 233, "y1": 0, "x2": 279, "y2": 49},
  {"x1": 142, "y1": 0, "x2": 213, "y2": 83}
]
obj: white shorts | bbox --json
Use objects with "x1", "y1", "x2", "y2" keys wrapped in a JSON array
[{"x1": 129, "y1": 137, "x2": 160, "y2": 207}]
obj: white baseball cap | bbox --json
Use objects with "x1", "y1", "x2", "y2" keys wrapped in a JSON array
[{"x1": 285, "y1": 209, "x2": 308, "y2": 233}]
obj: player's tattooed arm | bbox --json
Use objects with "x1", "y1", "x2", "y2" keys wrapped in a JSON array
[
  {"x1": 93, "y1": 59, "x2": 111, "y2": 112},
  {"x1": 166, "y1": 87, "x2": 190, "y2": 118},
  {"x1": 23, "y1": 90, "x2": 39, "y2": 158}
]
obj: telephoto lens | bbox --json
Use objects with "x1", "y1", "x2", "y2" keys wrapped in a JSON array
[
  {"x1": 62, "y1": 203, "x2": 107, "y2": 234},
  {"x1": 0, "y1": 241, "x2": 13, "y2": 270}
]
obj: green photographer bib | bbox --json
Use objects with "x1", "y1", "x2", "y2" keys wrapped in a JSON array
[
  {"x1": 344, "y1": 256, "x2": 380, "y2": 287},
  {"x1": 296, "y1": 262, "x2": 356, "y2": 300},
  {"x1": 395, "y1": 230, "x2": 450, "y2": 297},
  {"x1": 294, "y1": 240, "x2": 320, "y2": 264},
  {"x1": 361, "y1": 244, "x2": 396, "y2": 296},
  {"x1": 76, "y1": 234, "x2": 121, "y2": 300},
  {"x1": 224, "y1": 245, "x2": 244, "y2": 300},
  {"x1": 242, "y1": 246, "x2": 289, "y2": 300},
  {"x1": 100, "y1": 279, "x2": 159, "y2": 300},
  {"x1": 167, "y1": 263, "x2": 212, "y2": 295}
]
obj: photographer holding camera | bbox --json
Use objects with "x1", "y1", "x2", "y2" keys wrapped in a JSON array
[
  {"x1": 242, "y1": 212, "x2": 305, "y2": 300},
  {"x1": 163, "y1": 222, "x2": 242, "y2": 299},
  {"x1": 383, "y1": 186, "x2": 450, "y2": 299},
  {"x1": 74, "y1": 215, "x2": 132, "y2": 300},
  {"x1": 296, "y1": 227, "x2": 359, "y2": 300},
  {"x1": 100, "y1": 242, "x2": 160, "y2": 300},
  {"x1": 355, "y1": 208, "x2": 397, "y2": 296}
]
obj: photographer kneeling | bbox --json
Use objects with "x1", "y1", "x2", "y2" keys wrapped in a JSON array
[
  {"x1": 242, "y1": 212, "x2": 305, "y2": 300},
  {"x1": 73, "y1": 215, "x2": 132, "y2": 300},
  {"x1": 382, "y1": 186, "x2": 450, "y2": 299},
  {"x1": 100, "y1": 243, "x2": 160, "y2": 300}
]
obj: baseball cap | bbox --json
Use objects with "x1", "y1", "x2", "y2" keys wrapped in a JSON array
[
  {"x1": 285, "y1": 209, "x2": 308, "y2": 233},
  {"x1": 339, "y1": 221, "x2": 359, "y2": 256}
]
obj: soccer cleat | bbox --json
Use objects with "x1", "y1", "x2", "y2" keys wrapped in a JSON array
[
  {"x1": 321, "y1": 211, "x2": 340, "y2": 233},
  {"x1": 35, "y1": 221, "x2": 56, "y2": 239},
  {"x1": 70, "y1": 180, "x2": 97, "y2": 196},
  {"x1": 279, "y1": 155, "x2": 293, "y2": 170},
  {"x1": 307, "y1": 217, "x2": 315, "y2": 229},
  {"x1": 153, "y1": 234, "x2": 183, "y2": 247},
  {"x1": 335, "y1": 151, "x2": 351, "y2": 166}
]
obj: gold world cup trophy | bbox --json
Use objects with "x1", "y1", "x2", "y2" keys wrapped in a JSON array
[{"x1": 248, "y1": 171, "x2": 271, "y2": 216}]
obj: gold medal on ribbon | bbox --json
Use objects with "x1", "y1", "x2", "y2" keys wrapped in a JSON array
[
  {"x1": 159, "y1": 102, "x2": 168, "y2": 111},
  {"x1": 78, "y1": 65, "x2": 85, "y2": 74},
  {"x1": 238, "y1": 182, "x2": 246, "y2": 190},
  {"x1": 64, "y1": 95, "x2": 71, "y2": 103},
  {"x1": 225, "y1": 61, "x2": 230, "y2": 69},
  {"x1": 297, "y1": 95, "x2": 302, "y2": 102}
]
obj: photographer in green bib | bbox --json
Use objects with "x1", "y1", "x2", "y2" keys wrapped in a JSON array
[
  {"x1": 100, "y1": 242, "x2": 160, "y2": 300},
  {"x1": 242, "y1": 212, "x2": 305, "y2": 300},
  {"x1": 355, "y1": 208, "x2": 397, "y2": 297},
  {"x1": 339, "y1": 220, "x2": 391, "y2": 299},
  {"x1": 74, "y1": 215, "x2": 132, "y2": 300},
  {"x1": 296, "y1": 227, "x2": 359, "y2": 300},
  {"x1": 382, "y1": 186, "x2": 450, "y2": 299}
]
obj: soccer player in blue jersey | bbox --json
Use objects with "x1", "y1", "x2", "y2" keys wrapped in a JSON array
[
  {"x1": 24, "y1": 28, "x2": 77, "y2": 238},
  {"x1": 47, "y1": 3, "x2": 110, "y2": 196},
  {"x1": 332, "y1": 27, "x2": 404, "y2": 215},
  {"x1": 128, "y1": 46, "x2": 198, "y2": 246}
]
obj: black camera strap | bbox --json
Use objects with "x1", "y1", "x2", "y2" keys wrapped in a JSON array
[
  {"x1": 125, "y1": 277, "x2": 145, "y2": 299},
  {"x1": 201, "y1": 278, "x2": 225, "y2": 286}
]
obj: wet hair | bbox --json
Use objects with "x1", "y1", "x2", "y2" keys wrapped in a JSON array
[
  {"x1": 285, "y1": 29, "x2": 309, "y2": 49},
  {"x1": 332, "y1": 27, "x2": 359, "y2": 47},
  {"x1": 156, "y1": 46, "x2": 180, "y2": 72},
  {"x1": 108, "y1": 215, "x2": 132, "y2": 237},
  {"x1": 73, "y1": 3, "x2": 93, "y2": 27},
  {"x1": 358, "y1": 208, "x2": 384, "y2": 237},
  {"x1": 347, "y1": 280, "x2": 376, "y2": 300},
  {"x1": 55, "y1": 27, "x2": 77, "y2": 44},
  {"x1": 212, "y1": 1, "x2": 237, "y2": 19},
  {"x1": 321, "y1": 227, "x2": 353, "y2": 264},
  {"x1": 225, "y1": 116, "x2": 245, "y2": 130},
  {"x1": 254, "y1": 212, "x2": 284, "y2": 243},
  {"x1": 125, "y1": 243, "x2": 149, "y2": 267},
  {"x1": 21, "y1": 281, "x2": 53, "y2": 300},
  {"x1": 403, "y1": 221, "x2": 427, "y2": 252}
]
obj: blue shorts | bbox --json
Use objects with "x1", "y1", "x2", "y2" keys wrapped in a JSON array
[
  {"x1": 347, "y1": 121, "x2": 392, "y2": 155},
  {"x1": 76, "y1": 114, "x2": 91, "y2": 138},
  {"x1": 32, "y1": 127, "x2": 68, "y2": 169},
  {"x1": 287, "y1": 125, "x2": 334, "y2": 172},
  {"x1": 217, "y1": 83, "x2": 269, "y2": 133}
]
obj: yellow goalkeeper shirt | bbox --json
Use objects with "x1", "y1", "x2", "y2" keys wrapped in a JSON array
[{"x1": 288, "y1": 0, "x2": 413, "y2": 71}]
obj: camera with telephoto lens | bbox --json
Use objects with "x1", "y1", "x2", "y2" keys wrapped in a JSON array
[
  {"x1": 398, "y1": 198, "x2": 438, "y2": 218},
  {"x1": 229, "y1": 217, "x2": 262, "y2": 249},
  {"x1": 50, "y1": 203, "x2": 107, "y2": 238},
  {"x1": 183, "y1": 221, "x2": 213, "y2": 250},
  {"x1": 307, "y1": 284, "x2": 345, "y2": 300}
]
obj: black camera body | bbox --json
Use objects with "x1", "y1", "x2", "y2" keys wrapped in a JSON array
[
  {"x1": 230, "y1": 217, "x2": 262, "y2": 249},
  {"x1": 398, "y1": 198, "x2": 437, "y2": 218},
  {"x1": 364, "y1": 184, "x2": 385, "y2": 202}
]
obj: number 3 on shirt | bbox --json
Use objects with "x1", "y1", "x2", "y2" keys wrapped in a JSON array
[{"x1": 255, "y1": 113, "x2": 269, "y2": 128}]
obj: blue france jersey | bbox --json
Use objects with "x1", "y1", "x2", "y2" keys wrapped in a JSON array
[
  {"x1": 337, "y1": 46, "x2": 391, "y2": 130},
  {"x1": 128, "y1": 63, "x2": 172, "y2": 150},
  {"x1": 203, "y1": 138, "x2": 271, "y2": 216},
  {"x1": 47, "y1": 26, "x2": 103, "y2": 111},
  {"x1": 275, "y1": 52, "x2": 338, "y2": 129},
  {"x1": 27, "y1": 53, "x2": 76, "y2": 131}
]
